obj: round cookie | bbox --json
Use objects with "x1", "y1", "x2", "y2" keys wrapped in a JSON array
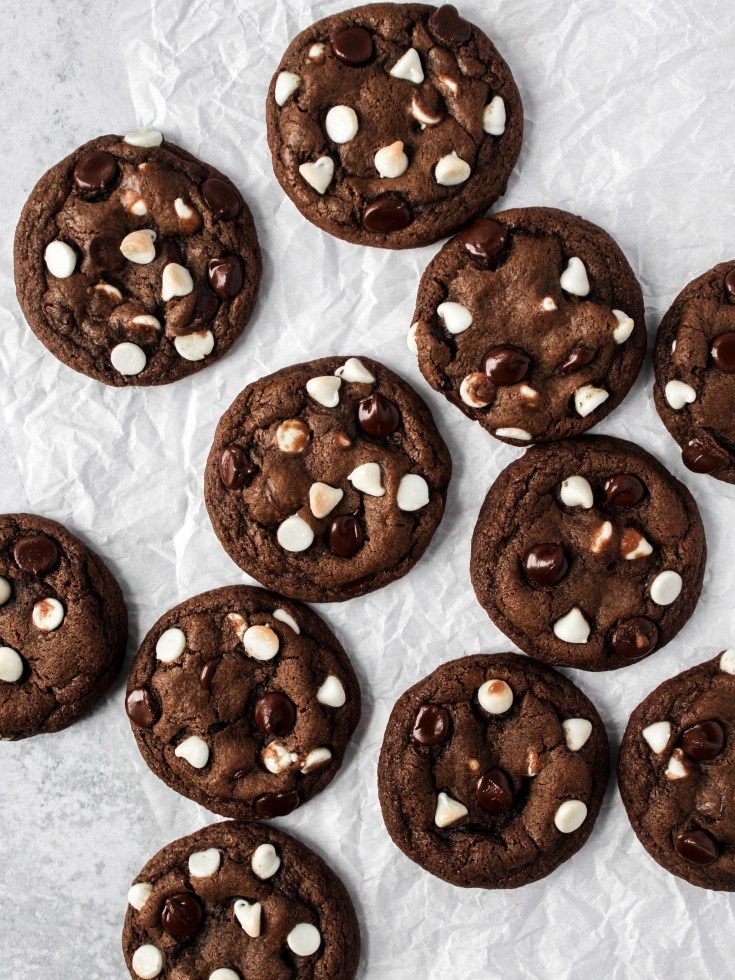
[
  {"x1": 653, "y1": 261, "x2": 735, "y2": 482},
  {"x1": 126, "y1": 586, "x2": 360, "y2": 820},
  {"x1": 470, "y1": 436, "x2": 706, "y2": 671},
  {"x1": 204, "y1": 356, "x2": 452, "y2": 603},
  {"x1": 14, "y1": 130, "x2": 261, "y2": 386},
  {"x1": 411, "y1": 207, "x2": 645, "y2": 444},
  {"x1": 266, "y1": 3, "x2": 522, "y2": 249},
  {"x1": 0, "y1": 513, "x2": 127, "y2": 739},
  {"x1": 123, "y1": 821, "x2": 359, "y2": 979},
  {"x1": 378, "y1": 653, "x2": 609, "y2": 888},
  {"x1": 618, "y1": 651, "x2": 735, "y2": 890}
]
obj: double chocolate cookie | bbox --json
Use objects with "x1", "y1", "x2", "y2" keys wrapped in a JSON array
[
  {"x1": 123, "y1": 821, "x2": 359, "y2": 979},
  {"x1": 266, "y1": 3, "x2": 522, "y2": 248},
  {"x1": 411, "y1": 207, "x2": 646, "y2": 443},
  {"x1": 0, "y1": 513, "x2": 127, "y2": 739},
  {"x1": 653, "y1": 260, "x2": 735, "y2": 482},
  {"x1": 14, "y1": 130, "x2": 260, "y2": 385},
  {"x1": 470, "y1": 436, "x2": 706, "y2": 670},
  {"x1": 205, "y1": 356, "x2": 451, "y2": 602},
  {"x1": 378, "y1": 654, "x2": 609, "y2": 888},
  {"x1": 618, "y1": 651, "x2": 735, "y2": 890},
  {"x1": 126, "y1": 586, "x2": 360, "y2": 820}
]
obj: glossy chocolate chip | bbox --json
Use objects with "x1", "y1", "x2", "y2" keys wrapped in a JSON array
[
  {"x1": 681, "y1": 720, "x2": 725, "y2": 761},
  {"x1": 711, "y1": 332, "x2": 735, "y2": 373},
  {"x1": 328, "y1": 515, "x2": 364, "y2": 557},
  {"x1": 674, "y1": 829, "x2": 719, "y2": 865},
  {"x1": 332, "y1": 26, "x2": 373, "y2": 65},
  {"x1": 460, "y1": 217, "x2": 507, "y2": 263},
  {"x1": 125, "y1": 687, "x2": 160, "y2": 728},
  {"x1": 603, "y1": 473, "x2": 645, "y2": 507},
  {"x1": 14, "y1": 535, "x2": 59, "y2": 575},
  {"x1": 362, "y1": 198, "x2": 411, "y2": 233},
  {"x1": 207, "y1": 256, "x2": 243, "y2": 298},
  {"x1": 201, "y1": 177, "x2": 242, "y2": 220},
  {"x1": 523, "y1": 543, "x2": 569, "y2": 586},
  {"x1": 428, "y1": 4, "x2": 472, "y2": 43},
  {"x1": 412, "y1": 704, "x2": 450, "y2": 745},
  {"x1": 254, "y1": 789, "x2": 299, "y2": 818},
  {"x1": 608, "y1": 617, "x2": 659, "y2": 660},
  {"x1": 724, "y1": 269, "x2": 735, "y2": 300},
  {"x1": 476, "y1": 767, "x2": 514, "y2": 814},
  {"x1": 89, "y1": 235, "x2": 126, "y2": 272},
  {"x1": 199, "y1": 660, "x2": 219, "y2": 692},
  {"x1": 219, "y1": 446, "x2": 255, "y2": 489},
  {"x1": 682, "y1": 439, "x2": 728, "y2": 474},
  {"x1": 484, "y1": 345, "x2": 531, "y2": 385},
  {"x1": 358, "y1": 393, "x2": 400, "y2": 437},
  {"x1": 560, "y1": 344, "x2": 596, "y2": 374},
  {"x1": 72, "y1": 150, "x2": 118, "y2": 193},
  {"x1": 253, "y1": 692, "x2": 296, "y2": 737},
  {"x1": 160, "y1": 892, "x2": 203, "y2": 937}
]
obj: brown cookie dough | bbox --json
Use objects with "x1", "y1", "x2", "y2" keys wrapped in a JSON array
[
  {"x1": 0, "y1": 513, "x2": 127, "y2": 739},
  {"x1": 266, "y1": 3, "x2": 523, "y2": 248},
  {"x1": 14, "y1": 130, "x2": 261, "y2": 386},
  {"x1": 653, "y1": 261, "x2": 735, "y2": 482},
  {"x1": 123, "y1": 821, "x2": 359, "y2": 979},
  {"x1": 126, "y1": 586, "x2": 360, "y2": 820},
  {"x1": 204, "y1": 356, "x2": 452, "y2": 603},
  {"x1": 377, "y1": 653, "x2": 609, "y2": 888},
  {"x1": 411, "y1": 207, "x2": 646, "y2": 443},
  {"x1": 470, "y1": 436, "x2": 706, "y2": 671},
  {"x1": 618, "y1": 651, "x2": 735, "y2": 890}
]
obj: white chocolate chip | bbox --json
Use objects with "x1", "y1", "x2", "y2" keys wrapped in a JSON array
[
  {"x1": 374, "y1": 140, "x2": 409, "y2": 178},
  {"x1": 554, "y1": 800, "x2": 587, "y2": 833},
  {"x1": 129, "y1": 198, "x2": 148, "y2": 216},
  {"x1": 44, "y1": 240, "x2": 77, "y2": 278},
  {"x1": 560, "y1": 475, "x2": 593, "y2": 509},
  {"x1": 120, "y1": 228, "x2": 156, "y2": 264},
  {"x1": 519, "y1": 384, "x2": 540, "y2": 406},
  {"x1": 227, "y1": 613, "x2": 247, "y2": 641},
  {"x1": 437, "y1": 74, "x2": 459, "y2": 95},
  {"x1": 477, "y1": 679, "x2": 513, "y2": 714},
  {"x1": 173, "y1": 197, "x2": 201, "y2": 232},
  {"x1": 128, "y1": 882, "x2": 153, "y2": 911},
  {"x1": 124, "y1": 127, "x2": 163, "y2": 147},
  {"x1": 174, "y1": 330, "x2": 215, "y2": 361},
  {"x1": 94, "y1": 282, "x2": 123, "y2": 302},
  {"x1": 262, "y1": 741, "x2": 298, "y2": 774},
  {"x1": 132, "y1": 314, "x2": 161, "y2": 331},
  {"x1": 665, "y1": 379, "x2": 696, "y2": 410},
  {"x1": 621, "y1": 528, "x2": 653, "y2": 560},
  {"x1": 275, "y1": 70, "x2": 301, "y2": 106},
  {"x1": 390, "y1": 47, "x2": 424, "y2": 83},
  {"x1": 434, "y1": 151, "x2": 471, "y2": 186},
  {"x1": 526, "y1": 749, "x2": 541, "y2": 776},
  {"x1": 252, "y1": 843, "x2": 280, "y2": 879},
  {"x1": 161, "y1": 262, "x2": 194, "y2": 301},
  {"x1": 298, "y1": 156, "x2": 335, "y2": 194},
  {"x1": 156, "y1": 627, "x2": 186, "y2": 663},
  {"x1": 308, "y1": 43, "x2": 326, "y2": 62},
  {"x1": 495, "y1": 427, "x2": 532, "y2": 441},
  {"x1": 276, "y1": 418, "x2": 310, "y2": 453},
  {"x1": 277, "y1": 514, "x2": 315, "y2": 552},
  {"x1": 612, "y1": 309, "x2": 635, "y2": 343},
  {"x1": 309, "y1": 482, "x2": 343, "y2": 519},
  {"x1": 234, "y1": 899, "x2": 262, "y2": 938},
  {"x1": 590, "y1": 521, "x2": 613, "y2": 555},
  {"x1": 650, "y1": 570, "x2": 682, "y2": 605},
  {"x1": 541, "y1": 296, "x2": 557, "y2": 312},
  {"x1": 460, "y1": 373, "x2": 490, "y2": 408},
  {"x1": 175, "y1": 735, "x2": 209, "y2": 769},
  {"x1": 335, "y1": 357, "x2": 375, "y2": 383},
  {"x1": 434, "y1": 791, "x2": 468, "y2": 828},
  {"x1": 560, "y1": 257, "x2": 590, "y2": 296},
  {"x1": 720, "y1": 649, "x2": 735, "y2": 675},
  {"x1": 243, "y1": 624, "x2": 280, "y2": 661},
  {"x1": 31, "y1": 598, "x2": 64, "y2": 632},
  {"x1": 437, "y1": 301, "x2": 472, "y2": 334},
  {"x1": 188, "y1": 847, "x2": 221, "y2": 878},
  {"x1": 410, "y1": 93, "x2": 443, "y2": 126},
  {"x1": 407, "y1": 321, "x2": 419, "y2": 355},
  {"x1": 287, "y1": 923, "x2": 321, "y2": 957},
  {"x1": 0, "y1": 647, "x2": 23, "y2": 683},
  {"x1": 665, "y1": 748, "x2": 689, "y2": 780},
  {"x1": 301, "y1": 747, "x2": 332, "y2": 773},
  {"x1": 553, "y1": 607, "x2": 590, "y2": 644},
  {"x1": 325, "y1": 105, "x2": 358, "y2": 143},
  {"x1": 317, "y1": 675, "x2": 346, "y2": 707},
  {"x1": 562, "y1": 718, "x2": 592, "y2": 751},
  {"x1": 397, "y1": 473, "x2": 429, "y2": 511},
  {"x1": 273, "y1": 608, "x2": 300, "y2": 633},
  {"x1": 111, "y1": 342, "x2": 146, "y2": 377},
  {"x1": 482, "y1": 95, "x2": 506, "y2": 135},
  {"x1": 306, "y1": 375, "x2": 341, "y2": 407},
  {"x1": 642, "y1": 720, "x2": 671, "y2": 754},
  {"x1": 209, "y1": 970, "x2": 240, "y2": 980},
  {"x1": 0, "y1": 577, "x2": 10, "y2": 605},
  {"x1": 132, "y1": 944, "x2": 163, "y2": 979},
  {"x1": 348, "y1": 462, "x2": 385, "y2": 497},
  {"x1": 574, "y1": 384, "x2": 609, "y2": 417}
]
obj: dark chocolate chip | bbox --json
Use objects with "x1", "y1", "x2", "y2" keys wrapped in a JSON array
[
  {"x1": 674, "y1": 829, "x2": 719, "y2": 865},
  {"x1": 328, "y1": 515, "x2": 363, "y2": 557},
  {"x1": 72, "y1": 150, "x2": 118, "y2": 194},
  {"x1": 603, "y1": 473, "x2": 645, "y2": 507},
  {"x1": 681, "y1": 720, "x2": 725, "y2": 761},
  {"x1": 523, "y1": 544, "x2": 569, "y2": 586},
  {"x1": 358, "y1": 393, "x2": 401, "y2": 437},
  {"x1": 608, "y1": 617, "x2": 659, "y2": 660},
  {"x1": 724, "y1": 269, "x2": 735, "y2": 300},
  {"x1": 125, "y1": 687, "x2": 160, "y2": 728},
  {"x1": 253, "y1": 692, "x2": 296, "y2": 737},
  {"x1": 412, "y1": 704, "x2": 450, "y2": 745},
  {"x1": 14, "y1": 534, "x2": 59, "y2": 575},
  {"x1": 484, "y1": 345, "x2": 531, "y2": 385},
  {"x1": 711, "y1": 332, "x2": 735, "y2": 373},
  {"x1": 560, "y1": 344, "x2": 596, "y2": 374},
  {"x1": 362, "y1": 198, "x2": 411, "y2": 233},
  {"x1": 254, "y1": 790, "x2": 299, "y2": 818},
  {"x1": 219, "y1": 446, "x2": 255, "y2": 489},
  {"x1": 332, "y1": 26, "x2": 373, "y2": 65},
  {"x1": 428, "y1": 4, "x2": 472, "y2": 43},
  {"x1": 207, "y1": 256, "x2": 243, "y2": 299},
  {"x1": 476, "y1": 767, "x2": 514, "y2": 814},
  {"x1": 88, "y1": 235, "x2": 126, "y2": 272},
  {"x1": 460, "y1": 217, "x2": 507, "y2": 263},
  {"x1": 200, "y1": 660, "x2": 219, "y2": 692},
  {"x1": 682, "y1": 439, "x2": 728, "y2": 474},
  {"x1": 201, "y1": 177, "x2": 242, "y2": 220},
  {"x1": 160, "y1": 892, "x2": 203, "y2": 938}
]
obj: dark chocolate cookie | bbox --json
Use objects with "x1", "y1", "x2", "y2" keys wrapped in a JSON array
[
  {"x1": 123, "y1": 821, "x2": 359, "y2": 979},
  {"x1": 126, "y1": 586, "x2": 360, "y2": 820},
  {"x1": 204, "y1": 356, "x2": 451, "y2": 602},
  {"x1": 653, "y1": 261, "x2": 735, "y2": 482},
  {"x1": 266, "y1": 3, "x2": 522, "y2": 248},
  {"x1": 618, "y1": 651, "x2": 735, "y2": 890},
  {"x1": 470, "y1": 436, "x2": 706, "y2": 671},
  {"x1": 0, "y1": 513, "x2": 127, "y2": 738},
  {"x1": 411, "y1": 207, "x2": 645, "y2": 443},
  {"x1": 14, "y1": 130, "x2": 261, "y2": 386},
  {"x1": 378, "y1": 653, "x2": 609, "y2": 888}
]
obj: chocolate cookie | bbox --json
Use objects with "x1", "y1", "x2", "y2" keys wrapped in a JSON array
[
  {"x1": 653, "y1": 261, "x2": 735, "y2": 482},
  {"x1": 123, "y1": 821, "x2": 359, "y2": 979},
  {"x1": 204, "y1": 356, "x2": 451, "y2": 602},
  {"x1": 266, "y1": 3, "x2": 522, "y2": 249},
  {"x1": 126, "y1": 586, "x2": 360, "y2": 820},
  {"x1": 378, "y1": 653, "x2": 609, "y2": 888},
  {"x1": 618, "y1": 651, "x2": 735, "y2": 890},
  {"x1": 470, "y1": 436, "x2": 706, "y2": 671},
  {"x1": 0, "y1": 513, "x2": 127, "y2": 739},
  {"x1": 411, "y1": 207, "x2": 646, "y2": 443},
  {"x1": 14, "y1": 130, "x2": 261, "y2": 385}
]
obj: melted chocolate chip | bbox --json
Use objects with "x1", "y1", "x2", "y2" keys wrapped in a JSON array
[
  {"x1": 254, "y1": 789, "x2": 299, "y2": 818},
  {"x1": 201, "y1": 177, "x2": 242, "y2": 220},
  {"x1": 199, "y1": 660, "x2": 219, "y2": 692},
  {"x1": 682, "y1": 439, "x2": 728, "y2": 474},
  {"x1": 219, "y1": 446, "x2": 255, "y2": 489},
  {"x1": 358, "y1": 393, "x2": 401, "y2": 437},
  {"x1": 72, "y1": 150, "x2": 118, "y2": 194},
  {"x1": 14, "y1": 534, "x2": 59, "y2": 575},
  {"x1": 680, "y1": 720, "x2": 725, "y2": 761},
  {"x1": 608, "y1": 617, "x2": 659, "y2": 660},
  {"x1": 253, "y1": 692, "x2": 296, "y2": 736},
  {"x1": 328, "y1": 515, "x2": 363, "y2": 557},
  {"x1": 724, "y1": 269, "x2": 735, "y2": 300},
  {"x1": 674, "y1": 829, "x2": 719, "y2": 865},
  {"x1": 560, "y1": 344, "x2": 596, "y2": 374},
  {"x1": 476, "y1": 767, "x2": 514, "y2": 814},
  {"x1": 88, "y1": 235, "x2": 126, "y2": 272},
  {"x1": 332, "y1": 26, "x2": 373, "y2": 65},
  {"x1": 412, "y1": 704, "x2": 450, "y2": 745},
  {"x1": 207, "y1": 256, "x2": 243, "y2": 298},
  {"x1": 362, "y1": 198, "x2": 411, "y2": 233},
  {"x1": 428, "y1": 4, "x2": 472, "y2": 43},
  {"x1": 460, "y1": 217, "x2": 507, "y2": 263},
  {"x1": 711, "y1": 332, "x2": 735, "y2": 373},
  {"x1": 484, "y1": 345, "x2": 531, "y2": 385},
  {"x1": 523, "y1": 544, "x2": 569, "y2": 586},
  {"x1": 603, "y1": 473, "x2": 645, "y2": 507},
  {"x1": 125, "y1": 687, "x2": 160, "y2": 728},
  {"x1": 160, "y1": 892, "x2": 203, "y2": 937}
]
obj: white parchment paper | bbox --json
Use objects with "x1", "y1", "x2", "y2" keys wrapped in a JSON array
[{"x1": 2, "y1": 0, "x2": 735, "y2": 976}]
